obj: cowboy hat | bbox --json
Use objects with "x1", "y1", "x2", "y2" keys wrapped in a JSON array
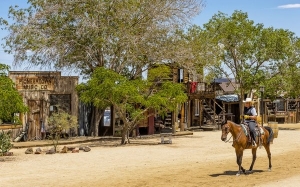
[{"x1": 243, "y1": 98, "x2": 252, "y2": 103}]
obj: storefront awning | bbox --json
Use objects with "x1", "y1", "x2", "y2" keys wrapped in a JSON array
[{"x1": 216, "y1": 94, "x2": 239, "y2": 102}]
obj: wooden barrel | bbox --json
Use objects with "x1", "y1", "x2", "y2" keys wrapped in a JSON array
[{"x1": 268, "y1": 122, "x2": 278, "y2": 138}]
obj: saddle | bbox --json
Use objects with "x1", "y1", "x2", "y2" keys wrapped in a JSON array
[{"x1": 241, "y1": 122, "x2": 264, "y2": 146}]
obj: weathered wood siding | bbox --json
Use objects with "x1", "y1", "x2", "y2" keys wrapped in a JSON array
[{"x1": 8, "y1": 71, "x2": 79, "y2": 140}]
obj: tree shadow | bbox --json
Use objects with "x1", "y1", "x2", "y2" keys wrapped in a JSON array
[
  {"x1": 210, "y1": 169, "x2": 264, "y2": 177},
  {"x1": 0, "y1": 156, "x2": 17, "y2": 162}
]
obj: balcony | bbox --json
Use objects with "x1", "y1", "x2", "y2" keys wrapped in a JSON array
[{"x1": 187, "y1": 82, "x2": 216, "y2": 100}]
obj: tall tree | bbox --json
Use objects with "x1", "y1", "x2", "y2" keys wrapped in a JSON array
[
  {"x1": 200, "y1": 10, "x2": 299, "y2": 110},
  {"x1": 273, "y1": 38, "x2": 300, "y2": 99},
  {"x1": 77, "y1": 66, "x2": 187, "y2": 144},
  {"x1": 0, "y1": 0, "x2": 204, "y2": 136},
  {"x1": 0, "y1": 64, "x2": 28, "y2": 124},
  {"x1": 1, "y1": 0, "x2": 204, "y2": 76},
  {"x1": 177, "y1": 24, "x2": 224, "y2": 82}
]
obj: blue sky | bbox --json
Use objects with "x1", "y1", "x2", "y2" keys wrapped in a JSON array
[{"x1": 1, "y1": 0, "x2": 300, "y2": 71}]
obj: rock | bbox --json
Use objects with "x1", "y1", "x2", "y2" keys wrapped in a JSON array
[
  {"x1": 60, "y1": 146, "x2": 67, "y2": 153},
  {"x1": 25, "y1": 148, "x2": 33, "y2": 154},
  {"x1": 83, "y1": 146, "x2": 91, "y2": 152},
  {"x1": 35, "y1": 148, "x2": 42, "y2": 154},
  {"x1": 79, "y1": 146, "x2": 84, "y2": 150},
  {"x1": 72, "y1": 149, "x2": 79, "y2": 153},
  {"x1": 67, "y1": 146, "x2": 76, "y2": 151},
  {"x1": 46, "y1": 148, "x2": 56, "y2": 154},
  {"x1": 3, "y1": 152, "x2": 13, "y2": 156}
]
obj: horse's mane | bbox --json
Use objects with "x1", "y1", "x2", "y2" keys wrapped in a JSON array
[
  {"x1": 222, "y1": 120, "x2": 235, "y2": 125},
  {"x1": 224, "y1": 120, "x2": 241, "y2": 127},
  {"x1": 227, "y1": 120, "x2": 236, "y2": 124}
]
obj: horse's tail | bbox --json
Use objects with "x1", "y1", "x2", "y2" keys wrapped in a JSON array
[{"x1": 264, "y1": 126, "x2": 274, "y2": 144}]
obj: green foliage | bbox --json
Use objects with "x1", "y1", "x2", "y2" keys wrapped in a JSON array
[
  {"x1": 0, "y1": 0, "x2": 204, "y2": 138},
  {"x1": 200, "y1": 10, "x2": 300, "y2": 99},
  {"x1": 78, "y1": 66, "x2": 187, "y2": 115},
  {"x1": 1, "y1": 0, "x2": 204, "y2": 77},
  {"x1": 177, "y1": 25, "x2": 217, "y2": 80},
  {"x1": 48, "y1": 109, "x2": 78, "y2": 151},
  {"x1": 0, "y1": 130, "x2": 13, "y2": 155},
  {"x1": 0, "y1": 63, "x2": 28, "y2": 123},
  {"x1": 77, "y1": 66, "x2": 187, "y2": 144}
]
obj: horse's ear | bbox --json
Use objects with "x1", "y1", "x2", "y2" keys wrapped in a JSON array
[{"x1": 221, "y1": 120, "x2": 227, "y2": 126}]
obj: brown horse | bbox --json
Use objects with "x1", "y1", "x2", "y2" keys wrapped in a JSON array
[{"x1": 221, "y1": 120, "x2": 274, "y2": 176}]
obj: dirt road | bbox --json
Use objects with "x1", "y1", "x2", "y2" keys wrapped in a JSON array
[{"x1": 1, "y1": 126, "x2": 300, "y2": 187}]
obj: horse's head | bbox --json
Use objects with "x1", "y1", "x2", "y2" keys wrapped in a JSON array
[{"x1": 221, "y1": 120, "x2": 230, "y2": 141}]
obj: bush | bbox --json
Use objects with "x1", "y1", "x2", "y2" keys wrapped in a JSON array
[
  {"x1": 0, "y1": 130, "x2": 13, "y2": 156},
  {"x1": 48, "y1": 109, "x2": 78, "y2": 151}
]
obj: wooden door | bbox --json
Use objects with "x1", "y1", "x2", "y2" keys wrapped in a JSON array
[{"x1": 27, "y1": 100, "x2": 41, "y2": 140}]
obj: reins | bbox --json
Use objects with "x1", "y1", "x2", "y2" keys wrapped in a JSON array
[
  {"x1": 224, "y1": 126, "x2": 242, "y2": 143},
  {"x1": 224, "y1": 135, "x2": 232, "y2": 143}
]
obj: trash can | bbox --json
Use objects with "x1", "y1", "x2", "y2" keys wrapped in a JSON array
[{"x1": 160, "y1": 127, "x2": 172, "y2": 144}]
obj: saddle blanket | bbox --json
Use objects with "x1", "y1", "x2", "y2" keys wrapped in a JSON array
[{"x1": 240, "y1": 123, "x2": 264, "y2": 136}]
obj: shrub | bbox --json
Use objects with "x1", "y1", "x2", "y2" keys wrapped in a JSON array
[
  {"x1": 48, "y1": 109, "x2": 78, "y2": 152},
  {"x1": 0, "y1": 130, "x2": 13, "y2": 156}
]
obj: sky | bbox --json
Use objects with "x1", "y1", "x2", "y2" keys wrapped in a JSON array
[{"x1": 1, "y1": 0, "x2": 300, "y2": 72}]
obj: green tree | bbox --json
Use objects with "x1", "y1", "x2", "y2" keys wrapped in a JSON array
[
  {"x1": 0, "y1": 0, "x2": 204, "y2": 76},
  {"x1": 0, "y1": 0, "x2": 204, "y2": 136},
  {"x1": 200, "y1": 10, "x2": 299, "y2": 109},
  {"x1": 48, "y1": 108, "x2": 78, "y2": 152},
  {"x1": 0, "y1": 130, "x2": 13, "y2": 156},
  {"x1": 77, "y1": 66, "x2": 187, "y2": 144},
  {"x1": 0, "y1": 63, "x2": 28, "y2": 124},
  {"x1": 271, "y1": 38, "x2": 300, "y2": 99}
]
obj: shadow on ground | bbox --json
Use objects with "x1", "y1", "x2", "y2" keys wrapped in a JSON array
[{"x1": 210, "y1": 169, "x2": 264, "y2": 177}]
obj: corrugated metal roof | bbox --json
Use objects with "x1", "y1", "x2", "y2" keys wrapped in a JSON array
[
  {"x1": 218, "y1": 82, "x2": 238, "y2": 93},
  {"x1": 216, "y1": 94, "x2": 239, "y2": 102}
]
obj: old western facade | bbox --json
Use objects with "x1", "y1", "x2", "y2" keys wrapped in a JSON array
[
  {"x1": 8, "y1": 71, "x2": 79, "y2": 140},
  {"x1": 3, "y1": 68, "x2": 300, "y2": 141}
]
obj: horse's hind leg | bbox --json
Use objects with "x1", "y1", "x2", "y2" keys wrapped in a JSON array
[
  {"x1": 264, "y1": 143, "x2": 272, "y2": 171},
  {"x1": 248, "y1": 148, "x2": 257, "y2": 172}
]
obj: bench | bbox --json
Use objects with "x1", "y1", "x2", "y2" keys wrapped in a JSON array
[{"x1": 160, "y1": 127, "x2": 172, "y2": 144}]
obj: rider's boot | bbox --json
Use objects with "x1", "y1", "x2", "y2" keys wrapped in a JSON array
[{"x1": 252, "y1": 135, "x2": 257, "y2": 147}]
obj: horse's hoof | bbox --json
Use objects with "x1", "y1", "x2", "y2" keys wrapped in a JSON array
[
  {"x1": 247, "y1": 170, "x2": 253, "y2": 174},
  {"x1": 268, "y1": 168, "x2": 271, "y2": 172},
  {"x1": 236, "y1": 173, "x2": 241, "y2": 176}
]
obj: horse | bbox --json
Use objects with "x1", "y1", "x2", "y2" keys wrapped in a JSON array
[{"x1": 220, "y1": 120, "x2": 274, "y2": 176}]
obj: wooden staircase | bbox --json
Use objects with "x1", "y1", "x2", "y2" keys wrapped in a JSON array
[
  {"x1": 202, "y1": 99, "x2": 224, "y2": 130},
  {"x1": 163, "y1": 112, "x2": 172, "y2": 128}
]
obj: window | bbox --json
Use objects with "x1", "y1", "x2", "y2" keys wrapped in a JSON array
[
  {"x1": 288, "y1": 100, "x2": 296, "y2": 111},
  {"x1": 178, "y1": 69, "x2": 184, "y2": 83},
  {"x1": 195, "y1": 99, "x2": 200, "y2": 116},
  {"x1": 49, "y1": 94, "x2": 71, "y2": 114},
  {"x1": 275, "y1": 99, "x2": 285, "y2": 111}
]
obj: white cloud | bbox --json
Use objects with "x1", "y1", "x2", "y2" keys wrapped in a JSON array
[{"x1": 278, "y1": 4, "x2": 300, "y2": 9}]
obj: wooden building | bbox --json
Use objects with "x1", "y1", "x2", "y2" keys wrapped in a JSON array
[
  {"x1": 263, "y1": 98, "x2": 300, "y2": 124},
  {"x1": 8, "y1": 71, "x2": 79, "y2": 140}
]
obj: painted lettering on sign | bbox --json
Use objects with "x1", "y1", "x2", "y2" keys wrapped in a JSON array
[{"x1": 16, "y1": 77, "x2": 55, "y2": 91}]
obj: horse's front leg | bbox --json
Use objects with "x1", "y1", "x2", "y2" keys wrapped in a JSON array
[
  {"x1": 235, "y1": 150, "x2": 245, "y2": 176},
  {"x1": 248, "y1": 147, "x2": 257, "y2": 173}
]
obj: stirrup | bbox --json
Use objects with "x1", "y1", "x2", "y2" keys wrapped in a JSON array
[{"x1": 252, "y1": 141, "x2": 257, "y2": 147}]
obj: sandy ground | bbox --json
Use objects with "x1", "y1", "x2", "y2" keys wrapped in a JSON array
[{"x1": 1, "y1": 125, "x2": 300, "y2": 187}]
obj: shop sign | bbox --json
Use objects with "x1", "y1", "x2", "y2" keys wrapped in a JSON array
[{"x1": 16, "y1": 76, "x2": 55, "y2": 91}]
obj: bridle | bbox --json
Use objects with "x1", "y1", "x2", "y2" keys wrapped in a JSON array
[{"x1": 222, "y1": 122, "x2": 242, "y2": 143}]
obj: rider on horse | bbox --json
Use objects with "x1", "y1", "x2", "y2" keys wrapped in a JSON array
[{"x1": 243, "y1": 98, "x2": 258, "y2": 147}]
